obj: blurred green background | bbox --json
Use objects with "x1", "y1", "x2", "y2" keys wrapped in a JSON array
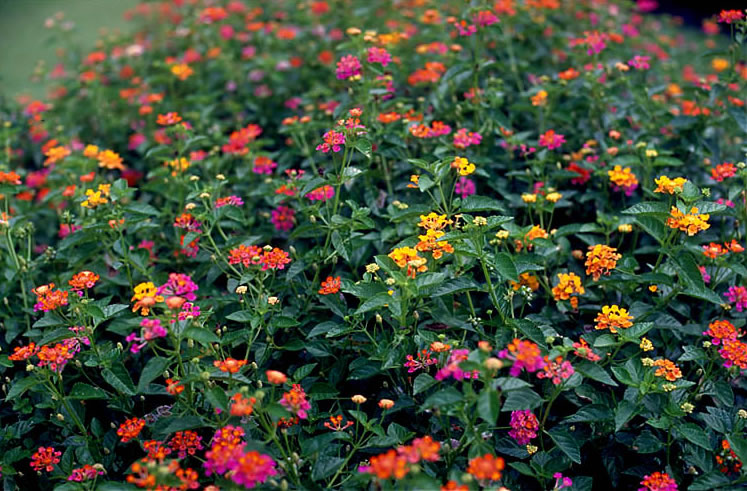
[{"x1": 0, "y1": 0, "x2": 139, "y2": 98}]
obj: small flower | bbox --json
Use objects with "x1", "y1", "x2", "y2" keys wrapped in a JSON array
[
  {"x1": 318, "y1": 276, "x2": 341, "y2": 295},
  {"x1": 640, "y1": 337, "x2": 654, "y2": 351},
  {"x1": 378, "y1": 399, "x2": 395, "y2": 409},
  {"x1": 266, "y1": 370, "x2": 288, "y2": 384},
  {"x1": 595, "y1": 305, "x2": 634, "y2": 333},
  {"x1": 539, "y1": 129, "x2": 565, "y2": 150},
  {"x1": 666, "y1": 207, "x2": 710, "y2": 235},
  {"x1": 117, "y1": 418, "x2": 146, "y2": 443},
  {"x1": 214, "y1": 358, "x2": 247, "y2": 373},
  {"x1": 639, "y1": 471, "x2": 678, "y2": 491},
  {"x1": 585, "y1": 244, "x2": 621, "y2": 281},
  {"x1": 467, "y1": 454, "x2": 505, "y2": 482},
  {"x1": 351, "y1": 394, "x2": 367, "y2": 404}
]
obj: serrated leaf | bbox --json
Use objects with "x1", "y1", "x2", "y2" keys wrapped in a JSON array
[
  {"x1": 679, "y1": 423, "x2": 710, "y2": 450},
  {"x1": 576, "y1": 361, "x2": 618, "y2": 386},
  {"x1": 615, "y1": 400, "x2": 638, "y2": 431},
  {"x1": 502, "y1": 388, "x2": 543, "y2": 411},
  {"x1": 413, "y1": 373, "x2": 436, "y2": 395},
  {"x1": 69, "y1": 383, "x2": 109, "y2": 400},
  {"x1": 493, "y1": 252, "x2": 519, "y2": 282},
  {"x1": 102, "y1": 364, "x2": 136, "y2": 396},
  {"x1": 312, "y1": 456, "x2": 345, "y2": 481},
  {"x1": 354, "y1": 292, "x2": 391, "y2": 314},
  {"x1": 137, "y1": 357, "x2": 171, "y2": 393},
  {"x1": 423, "y1": 387, "x2": 463, "y2": 408},
  {"x1": 547, "y1": 427, "x2": 581, "y2": 463}
]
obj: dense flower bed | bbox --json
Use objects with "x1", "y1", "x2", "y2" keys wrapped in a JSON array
[{"x1": 1, "y1": 1, "x2": 746, "y2": 489}]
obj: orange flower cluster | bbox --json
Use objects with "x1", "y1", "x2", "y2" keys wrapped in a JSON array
[
  {"x1": 407, "y1": 62, "x2": 446, "y2": 85},
  {"x1": 324, "y1": 415, "x2": 353, "y2": 431},
  {"x1": 127, "y1": 458, "x2": 199, "y2": 490},
  {"x1": 389, "y1": 246, "x2": 428, "y2": 278},
  {"x1": 716, "y1": 439, "x2": 743, "y2": 475},
  {"x1": 214, "y1": 357, "x2": 247, "y2": 373},
  {"x1": 585, "y1": 244, "x2": 621, "y2": 281},
  {"x1": 69, "y1": 270, "x2": 99, "y2": 291},
  {"x1": 117, "y1": 417, "x2": 146, "y2": 443},
  {"x1": 467, "y1": 454, "x2": 505, "y2": 482},
  {"x1": 98, "y1": 149, "x2": 125, "y2": 170},
  {"x1": 166, "y1": 378, "x2": 184, "y2": 395},
  {"x1": 510, "y1": 272, "x2": 540, "y2": 291},
  {"x1": 594, "y1": 305, "x2": 634, "y2": 333},
  {"x1": 32, "y1": 283, "x2": 69, "y2": 312},
  {"x1": 607, "y1": 165, "x2": 638, "y2": 190},
  {"x1": 711, "y1": 162, "x2": 736, "y2": 182},
  {"x1": 667, "y1": 206, "x2": 710, "y2": 235},
  {"x1": 360, "y1": 436, "x2": 441, "y2": 480},
  {"x1": 230, "y1": 393, "x2": 257, "y2": 417},
  {"x1": 318, "y1": 276, "x2": 341, "y2": 295},
  {"x1": 0, "y1": 170, "x2": 22, "y2": 185},
  {"x1": 653, "y1": 175, "x2": 687, "y2": 194},
  {"x1": 702, "y1": 240, "x2": 744, "y2": 259},
  {"x1": 551, "y1": 273, "x2": 585, "y2": 308},
  {"x1": 416, "y1": 213, "x2": 454, "y2": 260},
  {"x1": 652, "y1": 359, "x2": 682, "y2": 381}
]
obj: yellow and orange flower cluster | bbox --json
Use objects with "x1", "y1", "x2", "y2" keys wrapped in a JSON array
[
  {"x1": 594, "y1": 305, "x2": 634, "y2": 333},
  {"x1": 467, "y1": 454, "x2": 505, "y2": 482},
  {"x1": 585, "y1": 244, "x2": 621, "y2": 281},
  {"x1": 607, "y1": 165, "x2": 638, "y2": 190},
  {"x1": 416, "y1": 213, "x2": 454, "y2": 260},
  {"x1": 131, "y1": 282, "x2": 164, "y2": 316},
  {"x1": 451, "y1": 156, "x2": 475, "y2": 176},
  {"x1": 666, "y1": 206, "x2": 710, "y2": 235},
  {"x1": 81, "y1": 184, "x2": 111, "y2": 209},
  {"x1": 360, "y1": 436, "x2": 440, "y2": 480},
  {"x1": 552, "y1": 273, "x2": 585, "y2": 308},
  {"x1": 653, "y1": 175, "x2": 687, "y2": 194},
  {"x1": 389, "y1": 246, "x2": 428, "y2": 278},
  {"x1": 652, "y1": 359, "x2": 682, "y2": 381},
  {"x1": 510, "y1": 272, "x2": 540, "y2": 291}
]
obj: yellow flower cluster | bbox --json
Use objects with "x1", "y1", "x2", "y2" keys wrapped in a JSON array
[
  {"x1": 653, "y1": 175, "x2": 686, "y2": 194},
  {"x1": 666, "y1": 207, "x2": 710, "y2": 236},
  {"x1": 81, "y1": 184, "x2": 111, "y2": 209}
]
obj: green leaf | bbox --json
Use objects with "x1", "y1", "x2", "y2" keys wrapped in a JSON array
[
  {"x1": 205, "y1": 386, "x2": 229, "y2": 411},
  {"x1": 226, "y1": 310, "x2": 253, "y2": 322},
  {"x1": 576, "y1": 361, "x2": 618, "y2": 386},
  {"x1": 477, "y1": 389, "x2": 500, "y2": 425},
  {"x1": 547, "y1": 427, "x2": 581, "y2": 463},
  {"x1": 622, "y1": 202, "x2": 670, "y2": 216},
  {"x1": 354, "y1": 139, "x2": 372, "y2": 159},
  {"x1": 102, "y1": 364, "x2": 136, "y2": 396},
  {"x1": 354, "y1": 292, "x2": 392, "y2": 314},
  {"x1": 312, "y1": 456, "x2": 345, "y2": 481},
  {"x1": 183, "y1": 327, "x2": 220, "y2": 345},
  {"x1": 493, "y1": 252, "x2": 519, "y2": 282},
  {"x1": 679, "y1": 423, "x2": 710, "y2": 450},
  {"x1": 565, "y1": 404, "x2": 613, "y2": 423},
  {"x1": 137, "y1": 357, "x2": 171, "y2": 393},
  {"x1": 615, "y1": 400, "x2": 638, "y2": 432},
  {"x1": 682, "y1": 285, "x2": 724, "y2": 305},
  {"x1": 272, "y1": 316, "x2": 301, "y2": 329},
  {"x1": 413, "y1": 373, "x2": 436, "y2": 395},
  {"x1": 460, "y1": 195, "x2": 505, "y2": 213},
  {"x1": 433, "y1": 277, "x2": 481, "y2": 296},
  {"x1": 423, "y1": 387, "x2": 463, "y2": 408},
  {"x1": 501, "y1": 388, "x2": 543, "y2": 411},
  {"x1": 69, "y1": 383, "x2": 109, "y2": 400},
  {"x1": 7, "y1": 376, "x2": 40, "y2": 399}
]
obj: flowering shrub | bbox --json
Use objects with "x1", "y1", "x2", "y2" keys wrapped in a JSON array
[{"x1": 1, "y1": 1, "x2": 747, "y2": 490}]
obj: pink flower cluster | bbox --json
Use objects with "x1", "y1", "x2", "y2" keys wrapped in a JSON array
[
  {"x1": 537, "y1": 357, "x2": 575, "y2": 385},
  {"x1": 216, "y1": 195, "x2": 244, "y2": 208},
  {"x1": 367, "y1": 47, "x2": 391, "y2": 67},
  {"x1": 306, "y1": 185, "x2": 335, "y2": 202},
  {"x1": 453, "y1": 128, "x2": 482, "y2": 149},
  {"x1": 203, "y1": 426, "x2": 278, "y2": 488},
  {"x1": 455, "y1": 177, "x2": 476, "y2": 198},
  {"x1": 539, "y1": 130, "x2": 566, "y2": 150},
  {"x1": 336, "y1": 54, "x2": 361, "y2": 79},
  {"x1": 158, "y1": 273, "x2": 198, "y2": 301},
  {"x1": 509, "y1": 410, "x2": 539, "y2": 445},
  {"x1": 126, "y1": 318, "x2": 167, "y2": 353},
  {"x1": 434, "y1": 349, "x2": 479, "y2": 381},
  {"x1": 271, "y1": 206, "x2": 296, "y2": 232},
  {"x1": 316, "y1": 130, "x2": 346, "y2": 153},
  {"x1": 724, "y1": 285, "x2": 747, "y2": 312}
]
